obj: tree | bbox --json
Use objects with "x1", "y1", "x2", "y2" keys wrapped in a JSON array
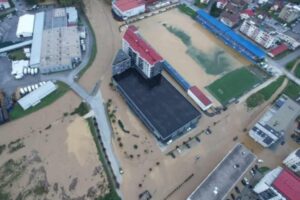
[{"x1": 58, "y1": 0, "x2": 82, "y2": 6}]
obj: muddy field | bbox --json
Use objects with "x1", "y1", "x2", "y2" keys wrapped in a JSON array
[{"x1": 0, "y1": 92, "x2": 108, "y2": 199}]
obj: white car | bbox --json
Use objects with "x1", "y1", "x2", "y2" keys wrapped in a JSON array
[
  {"x1": 23, "y1": 67, "x2": 28, "y2": 75},
  {"x1": 23, "y1": 87, "x2": 28, "y2": 93},
  {"x1": 27, "y1": 86, "x2": 32, "y2": 92}
]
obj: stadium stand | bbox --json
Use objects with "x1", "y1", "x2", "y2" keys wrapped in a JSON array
[{"x1": 196, "y1": 10, "x2": 266, "y2": 63}]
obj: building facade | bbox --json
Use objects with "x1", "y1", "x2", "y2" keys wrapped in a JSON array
[
  {"x1": 122, "y1": 25, "x2": 164, "y2": 79},
  {"x1": 283, "y1": 148, "x2": 300, "y2": 173},
  {"x1": 240, "y1": 20, "x2": 277, "y2": 49},
  {"x1": 279, "y1": 3, "x2": 300, "y2": 23},
  {"x1": 249, "y1": 95, "x2": 300, "y2": 148}
]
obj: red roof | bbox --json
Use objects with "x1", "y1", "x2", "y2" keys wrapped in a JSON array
[
  {"x1": 241, "y1": 9, "x2": 255, "y2": 16},
  {"x1": 0, "y1": 0, "x2": 8, "y2": 2},
  {"x1": 189, "y1": 86, "x2": 212, "y2": 106},
  {"x1": 273, "y1": 168, "x2": 300, "y2": 200},
  {"x1": 269, "y1": 44, "x2": 288, "y2": 57},
  {"x1": 114, "y1": 0, "x2": 145, "y2": 12},
  {"x1": 123, "y1": 25, "x2": 163, "y2": 65}
]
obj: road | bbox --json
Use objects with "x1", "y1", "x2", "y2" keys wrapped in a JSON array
[{"x1": 40, "y1": 10, "x2": 122, "y2": 186}]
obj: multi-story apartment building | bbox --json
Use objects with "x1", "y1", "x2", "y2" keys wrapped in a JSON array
[
  {"x1": 122, "y1": 25, "x2": 164, "y2": 79},
  {"x1": 279, "y1": 3, "x2": 300, "y2": 23},
  {"x1": 240, "y1": 20, "x2": 277, "y2": 49}
]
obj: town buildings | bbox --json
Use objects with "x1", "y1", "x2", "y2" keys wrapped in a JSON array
[
  {"x1": 283, "y1": 148, "x2": 300, "y2": 173},
  {"x1": 187, "y1": 144, "x2": 257, "y2": 200},
  {"x1": 0, "y1": 0, "x2": 10, "y2": 9},
  {"x1": 249, "y1": 95, "x2": 300, "y2": 148},
  {"x1": 253, "y1": 167, "x2": 300, "y2": 200},
  {"x1": 279, "y1": 3, "x2": 300, "y2": 23}
]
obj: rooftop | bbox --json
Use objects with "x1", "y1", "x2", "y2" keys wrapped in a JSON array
[
  {"x1": 187, "y1": 143, "x2": 256, "y2": 200},
  {"x1": 123, "y1": 25, "x2": 163, "y2": 65},
  {"x1": 269, "y1": 44, "x2": 288, "y2": 57},
  {"x1": 113, "y1": 68, "x2": 200, "y2": 140},
  {"x1": 114, "y1": 0, "x2": 145, "y2": 12},
  {"x1": 273, "y1": 168, "x2": 300, "y2": 200},
  {"x1": 189, "y1": 86, "x2": 212, "y2": 106}
]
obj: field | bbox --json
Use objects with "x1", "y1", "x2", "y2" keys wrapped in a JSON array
[
  {"x1": 283, "y1": 80, "x2": 300, "y2": 100},
  {"x1": 134, "y1": 9, "x2": 250, "y2": 105},
  {"x1": 0, "y1": 92, "x2": 109, "y2": 199},
  {"x1": 206, "y1": 68, "x2": 262, "y2": 105}
]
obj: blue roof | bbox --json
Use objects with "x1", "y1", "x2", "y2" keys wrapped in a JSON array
[
  {"x1": 163, "y1": 61, "x2": 190, "y2": 91},
  {"x1": 197, "y1": 10, "x2": 231, "y2": 33},
  {"x1": 196, "y1": 10, "x2": 265, "y2": 59}
]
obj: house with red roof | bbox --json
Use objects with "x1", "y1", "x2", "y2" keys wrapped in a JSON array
[
  {"x1": 254, "y1": 167, "x2": 300, "y2": 200},
  {"x1": 268, "y1": 44, "x2": 289, "y2": 58},
  {"x1": 112, "y1": 0, "x2": 145, "y2": 19},
  {"x1": 188, "y1": 86, "x2": 212, "y2": 111},
  {"x1": 122, "y1": 25, "x2": 164, "y2": 78},
  {"x1": 240, "y1": 9, "x2": 255, "y2": 20},
  {"x1": 0, "y1": 0, "x2": 10, "y2": 9}
]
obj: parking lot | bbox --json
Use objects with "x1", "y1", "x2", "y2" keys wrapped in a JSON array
[
  {"x1": 0, "y1": 56, "x2": 41, "y2": 95},
  {"x1": 0, "y1": 15, "x2": 22, "y2": 43}
]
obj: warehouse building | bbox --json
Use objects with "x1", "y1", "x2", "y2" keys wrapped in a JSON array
[
  {"x1": 249, "y1": 95, "x2": 300, "y2": 148},
  {"x1": 66, "y1": 7, "x2": 78, "y2": 25},
  {"x1": 30, "y1": 12, "x2": 45, "y2": 68},
  {"x1": 18, "y1": 82, "x2": 57, "y2": 110},
  {"x1": 196, "y1": 10, "x2": 265, "y2": 63},
  {"x1": 16, "y1": 14, "x2": 35, "y2": 38},
  {"x1": 253, "y1": 167, "x2": 300, "y2": 200},
  {"x1": 113, "y1": 68, "x2": 201, "y2": 144},
  {"x1": 187, "y1": 144, "x2": 257, "y2": 200},
  {"x1": 122, "y1": 25, "x2": 164, "y2": 79}
]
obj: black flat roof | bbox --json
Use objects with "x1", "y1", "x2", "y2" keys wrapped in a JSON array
[{"x1": 113, "y1": 68, "x2": 200, "y2": 140}]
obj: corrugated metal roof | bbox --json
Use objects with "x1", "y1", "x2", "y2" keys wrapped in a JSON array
[
  {"x1": 273, "y1": 168, "x2": 300, "y2": 200},
  {"x1": 30, "y1": 12, "x2": 45, "y2": 67},
  {"x1": 189, "y1": 86, "x2": 212, "y2": 106},
  {"x1": 123, "y1": 25, "x2": 163, "y2": 65},
  {"x1": 18, "y1": 82, "x2": 57, "y2": 110},
  {"x1": 114, "y1": 0, "x2": 145, "y2": 12},
  {"x1": 269, "y1": 44, "x2": 288, "y2": 57},
  {"x1": 16, "y1": 14, "x2": 35, "y2": 36}
]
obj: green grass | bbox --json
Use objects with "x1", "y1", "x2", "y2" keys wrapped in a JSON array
[
  {"x1": 178, "y1": 4, "x2": 197, "y2": 18},
  {"x1": 206, "y1": 68, "x2": 262, "y2": 105},
  {"x1": 8, "y1": 49, "x2": 26, "y2": 60},
  {"x1": 282, "y1": 80, "x2": 300, "y2": 100},
  {"x1": 285, "y1": 58, "x2": 299, "y2": 71},
  {"x1": 87, "y1": 118, "x2": 121, "y2": 200},
  {"x1": 246, "y1": 76, "x2": 285, "y2": 108},
  {"x1": 258, "y1": 166, "x2": 270, "y2": 174},
  {"x1": 294, "y1": 64, "x2": 300, "y2": 78},
  {"x1": 9, "y1": 82, "x2": 69, "y2": 120},
  {"x1": 71, "y1": 102, "x2": 90, "y2": 116}
]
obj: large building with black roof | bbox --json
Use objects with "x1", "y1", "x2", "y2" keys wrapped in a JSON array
[{"x1": 112, "y1": 26, "x2": 201, "y2": 144}]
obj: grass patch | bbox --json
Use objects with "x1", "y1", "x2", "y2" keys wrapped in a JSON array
[
  {"x1": 71, "y1": 102, "x2": 90, "y2": 116},
  {"x1": 0, "y1": 158, "x2": 25, "y2": 189},
  {"x1": 87, "y1": 118, "x2": 121, "y2": 200},
  {"x1": 0, "y1": 145, "x2": 6, "y2": 155},
  {"x1": 246, "y1": 76, "x2": 285, "y2": 108},
  {"x1": 294, "y1": 64, "x2": 300, "y2": 78},
  {"x1": 164, "y1": 24, "x2": 191, "y2": 46},
  {"x1": 285, "y1": 58, "x2": 299, "y2": 71},
  {"x1": 9, "y1": 82, "x2": 69, "y2": 120},
  {"x1": 282, "y1": 80, "x2": 300, "y2": 100},
  {"x1": 8, "y1": 49, "x2": 26, "y2": 60},
  {"x1": 207, "y1": 68, "x2": 262, "y2": 105},
  {"x1": 178, "y1": 4, "x2": 197, "y2": 18},
  {"x1": 8, "y1": 139, "x2": 25, "y2": 153},
  {"x1": 33, "y1": 185, "x2": 48, "y2": 196},
  {"x1": 258, "y1": 166, "x2": 270, "y2": 174}
]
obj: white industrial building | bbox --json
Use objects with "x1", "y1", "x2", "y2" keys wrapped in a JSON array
[
  {"x1": 249, "y1": 95, "x2": 300, "y2": 148},
  {"x1": 66, "y1": 7, "x2": 78, "y2": 25},
  {"x1": 283, "y1": 148, "x2": 300, "y2": 173},
  {"x1": 16, "y1": 14, "x2": 35, "y2": 38},
  {"x1": 240, "y1": 20, "x2": 277, "y2": 49},
  {"x1": 0, "y1": 0, "x2": 10, "y2": 9},
  {"x1": 30, "y1": 12, "x2": 45, "y2": 68},
  {"x1": 11, "y1": 60, "x2": 29, "y2": 79},
  {"x1": 18, "y1": 82, "x2": 57, "y2": 110},
  {"x1": 112, "y1": 0, "x2": 145, "y2": 19}
]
